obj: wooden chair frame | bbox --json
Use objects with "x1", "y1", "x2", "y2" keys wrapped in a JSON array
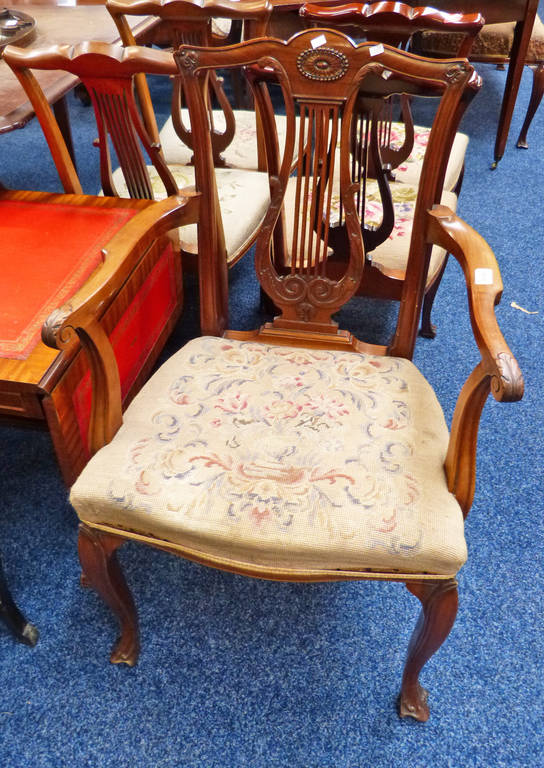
[
  {"x1": 42, "y1": 33, "x2": 523, "y2": 722},
  {"x1": 107, "y1": 0, "x2": 273, "y2": 170}
]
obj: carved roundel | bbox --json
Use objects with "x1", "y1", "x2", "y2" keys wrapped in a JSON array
[{"x1": 297, "y1": 47, "x2": 349, "y2": 82}]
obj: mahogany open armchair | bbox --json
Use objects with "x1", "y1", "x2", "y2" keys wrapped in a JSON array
[
  {"x1": 44, "y1": 32, "x2": 524, "y2": 721},
  {"x1": 5, "y1": 42, "x2": 270, "y2": 337}
]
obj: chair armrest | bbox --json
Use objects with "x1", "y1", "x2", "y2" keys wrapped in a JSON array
[
  {"x1": 42, "y1": 192, "x2": 200, "y2": 456},
  {"x1": 426, "y1": 205, "x2": 524, "y2": 517},
  {"x1": 427, "y1": 205, "x2": 523, "y2": 403}
]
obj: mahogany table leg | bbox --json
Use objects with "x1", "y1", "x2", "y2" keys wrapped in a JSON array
[
  {"x1": 493, "y1": 7, "x2": 538, "y2": 167},
  {"x1": 0, "y1": 555, "x2": 39, "y2": 647},
  {"x1": 517, "y1": 62, "x2": 544, "y2": 148}
]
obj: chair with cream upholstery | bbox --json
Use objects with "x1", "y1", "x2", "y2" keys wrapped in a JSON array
[
  {"x1": 298, "y1": 2, "x2": 484, "y2": 193},
  {"x1": 44, "y1": 32, "x2": 524, "y2": 721},
  {"x1": 417, "y1": 11, "x2": 544, "y2": 151},
  {"x1": 286, "y1": 2, "x2": 484, "y2": 338},
  {"x1": 107, "y1": 0, "x2": 280, "y2": 172},
  {"x1": 5, "y1": 42, "x2": 270, "y2": 337}
]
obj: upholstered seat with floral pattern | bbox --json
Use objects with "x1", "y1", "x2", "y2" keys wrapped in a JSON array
[
  {"x1": 386, "y1": 123, "x2": 467, "y2": 192},
  {"x1": 70, "y1": 336, "x2": 467, "y2": 577},
  {"x1": 282, "y1": 178, "x2": 457, "y2": 282},
  {"x1": 158, "y1": 108, "x2": 291, "y2": 172},
  {"x1": 111, "y1": 164, "x2": 270, "y2": 263}
]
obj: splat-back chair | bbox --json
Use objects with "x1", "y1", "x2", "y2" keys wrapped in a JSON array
[
  {"x1": 107, "y1": 0, "x2": 275, "y2": 171},
  {"x1": 1, "y1": 45, "x2": 199, "y2": 486},
  {"x1": 299, "y1": 2, "x2": 483, "y2": 191},
  {"x1": 294, "y1": 3, "x2": 484, "y2": 337},
  {"x1": 46, "y1": 31, "x2": 524, "y2": 722},
  {"x1": 5, "y1": 42, "x2": 271, "y2": 336}
]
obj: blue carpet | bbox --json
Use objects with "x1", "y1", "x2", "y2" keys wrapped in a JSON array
[{"x1": 0, "y1": 45, "x2": 542, "y2": 768}]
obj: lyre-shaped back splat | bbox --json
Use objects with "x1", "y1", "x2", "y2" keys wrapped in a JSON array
[{"x1": 176, "y1": 31, "x2": 480, "y2": 354}]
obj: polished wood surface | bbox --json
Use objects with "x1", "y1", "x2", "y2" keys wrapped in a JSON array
[
  {"x1": 300, "y1": 2, "x2": 483, "y2": 57},
  {"x1": 272, "y1": 0, "x2": 540, "y2": 163},
  {"x1": 0, "y1": 1, "x2": 156, "y2": 133}
]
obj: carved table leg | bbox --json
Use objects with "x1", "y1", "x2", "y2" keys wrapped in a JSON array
[
  {"x1": 0, "y1": 555, "x2": 39, "y2": 647},
  {"x1": 517, "y1": 63, "x2": 544, "y2": 149},
  {"x1": 78, "y1": 524, "x2": 140, "y2": 666},
  {"x1": 399, "y1": 579, "x2": 458, "y2": 722}
]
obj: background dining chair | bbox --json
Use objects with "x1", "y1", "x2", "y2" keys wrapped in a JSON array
[
  {"x1": 44, "y1": 31, "x2": 523, "y2": 723},
  {"x1": 298, "y1": 1, "x2": 484, "y2": 193},
  {"x1": 416, "y1": 11, "x2": 544, "y2": 152},
  {"x1": 107, "y1": 0, "x2": 276, "y2": 171},
  {"x1": 5, "y1": 42, "x2": 270, "y2": 337},
  {"x1": 2, "y1": 44, "x2": 199, "y2": 485}
]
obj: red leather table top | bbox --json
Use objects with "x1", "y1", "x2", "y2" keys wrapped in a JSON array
[{"x1": 0, "y1": 199, "x2": 138, "y2": 359}]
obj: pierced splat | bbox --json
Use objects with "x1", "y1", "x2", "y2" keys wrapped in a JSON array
[
  {"x1": 107, "y1": 0, "x2": 272, "y2": 167},
  {"x1": 299, "y1": 2, "x2": 484, "y2": 179},
  {"x1": 85, "y1": 77, "x2": 179, "y2": 199}
]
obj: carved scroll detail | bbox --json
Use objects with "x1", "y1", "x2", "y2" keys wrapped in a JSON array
[
  {"x1": 492, "y1": 352, "x2": 524, "y2": 402},
  {"x1": 176, "y1": 50, "x2": 199, "y2": 72},
  {"x1": 297, "y1": 48, "x2": 349, "y2": 82},
  {"x1": 444, "y1": 62, "x2": 469, "y2": 83},
  {"x1": 42, "y1": 304, "x2": 75, "y2": 350}
]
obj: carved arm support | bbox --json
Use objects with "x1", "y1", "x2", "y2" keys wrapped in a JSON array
[
  {"x1": 41, "y1": 192, "x2": 200, "y2": 457},
  {"x1": 426, "y1": 205, "x2": 524, "y2": 516}
]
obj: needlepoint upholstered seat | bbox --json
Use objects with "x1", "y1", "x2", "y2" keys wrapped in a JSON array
[
  {"x1": 43, "y1": 33, "x2": 523, "y2": 723},
  {"x1": 71, "y1": 335, "x2": 466, "y2": 576}
]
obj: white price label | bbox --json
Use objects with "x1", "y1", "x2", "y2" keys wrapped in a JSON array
[
  {"x1": 369, "y1": 44, "x2": 384, "y2": 57},
  {"x1": 474, "y1": 268, "x2": 493, "y2": 285},
  {"x1": 311, "y1": 34, "x2": 327, "y2": 49}
]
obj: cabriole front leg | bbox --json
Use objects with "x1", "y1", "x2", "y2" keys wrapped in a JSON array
[
  {"x1": 78, "y1": 524, "x2": 140, "y2": 666},
  {"x1": 399, "y1": 579, "x2": 458, "y2": 722}
]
